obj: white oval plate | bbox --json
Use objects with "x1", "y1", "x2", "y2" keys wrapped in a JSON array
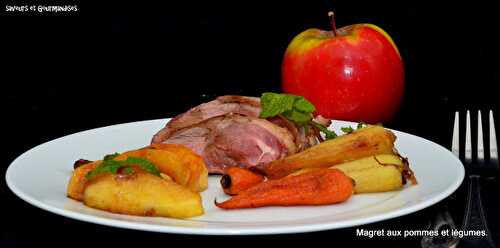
[{"x1": 6, "y1": 119, "x2": 464, "y2": 235}]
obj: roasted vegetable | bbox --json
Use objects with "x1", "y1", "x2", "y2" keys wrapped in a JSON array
[
  {"x1": 83, "y1": 168, "x2": 203, "y2": 218},
  {"x1": 347, "y1": 166, "x2": 403, "y2": 193},
  {"x1": 289, "y1": 154, "x2": 417, "y2": 193},
  {"x1": 221, "y1": 167, "x2": 265, "y2": 195},
  {"x1": 260, "y1": 125, "x2": 397, "y2": 179},
  {"x1": 334, "y1": 154, "x2": 403, "y2": 173},
  {"x1": 215, "y1": 168, "x2": 354, "y2": 209}
]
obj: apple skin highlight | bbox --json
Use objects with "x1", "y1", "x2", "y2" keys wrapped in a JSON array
[{"x1": 282, "y1": 24, "x2": 404, "y2": 124}]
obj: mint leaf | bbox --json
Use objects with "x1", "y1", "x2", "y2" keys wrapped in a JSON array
[
  {"x1": 103, "y1": 153, "x2": 120, "y2": 161},
  {"x1": 294, "y1": 97, "x2": 315, "y2": 113},
  {"x1": 283, "y1": 109, "x2": 312, "y2": 126},
  {"x1": 357, "y1": 122, "x2": 366, "y2": 129},
  {"x1": 260, "y1": 92, "x2": 338, "y2": 139},
  {"x1": 122, "y1": 167, "x2": 135, "y2": 175},
  {"x1": 122, "y1": 157, "x2": 161, "y2": 177},
  {"x1": 85, "y1": 156, "x2": 161, "y2": 180},
  {"x1": 260, "y1": 92, "x2": 314, "y2": 123},
  {"x1": 341, "y1": 126, "x2": 355, "y2": 134},
  {"x1": 259, "y1": 92, "x2": 315, "y2": 119},
  {"x1": 85, "y1": 159, "x2": 124, "y2": 179},
  {"x1": 259, "y1": 93, "x2": 295, "y2": 118},
  {"x1": 311, "y1": 121, "x2": 338, "y2": 140}
]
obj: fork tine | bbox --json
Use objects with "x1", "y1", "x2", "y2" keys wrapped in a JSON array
[
  {"x1": 490, "y1": 110, "x2": 498, "y2": 163},
  {"x1": 452, "y1": 111, "x2": 459, "y2": 157},
  {"x1": 478, "y1": 111, "x2": 484, "y2": 162},
  {"x1": 465, "y1": 110, "x2": 472, "y2": 163}
]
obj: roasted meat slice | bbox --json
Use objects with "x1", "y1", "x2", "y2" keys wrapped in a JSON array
[
  {"x1": 159, "y1": 117, "x2": 221, "y2": 156},
  {"x1": 203, "y1": 116, "x2": 296, "y2": 173},
  {"x1": 155, "y1": 114, "x2": 295, "y2": 174},
  {"x1": 151, "y1": 95, "x2": 328, "y2": 173},
  {"x1": 151, "y1": 96, "x2": 260, "y2": 144}
]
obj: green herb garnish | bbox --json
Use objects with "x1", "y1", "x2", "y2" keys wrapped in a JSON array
[
  {"x1": 121, "y1": 157, "x2": 161, "y2": 177},
  {"x1": 85, "y1": 155, "x2": 161, "y2": 180},
  {"x1": 311, "y1": 121, "x2": 338, "y2": 139},
  {"x1": 341, "y1": 122, "x2": 368, "y2": 134},
  {"x1": 103, "y1": 152, "x2": 120, "y2": 161},
  {"x1": 85, "y1": 159, "x2": 125, "y2": 179},
  {"x1": 357, "y1": 122, "x2": 367, "y2": 129},
  {"x1": 260, "y1": 92, "x2": 316, "y2": 126},
  {"x1": 260, "y1": 92, "x2": 338, "y2": 138},
  {"x1": 122, "y1": 167, "x2": 135, "y2": 175},
  {"x1": 293, "y1": 97, "x2": 316, "y2": 113},
  {"x1": 259, "y1": 93, "x2": 297, "y2": 118},
  {"x1": 341, "y1": 126, "x2": 355, "y2": 134},
  {"x1": 259, "y1": 92, "x2": 369, "y2": 140}
]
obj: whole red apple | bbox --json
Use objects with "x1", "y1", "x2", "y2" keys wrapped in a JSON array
[{"x1": 282, "y1": 13, "x2": 404, "y2": 124}]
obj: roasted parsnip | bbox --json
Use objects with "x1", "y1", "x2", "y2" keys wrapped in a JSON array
[
  {"x1": 260, "y1": 125, "x2": 397, "y2": 179},
  {"x1": 346, "y1": 166, "x2": 403, "y2": 193},
  {"x1": 289, "y1": 154, "x2": 416, "y2": 193}
]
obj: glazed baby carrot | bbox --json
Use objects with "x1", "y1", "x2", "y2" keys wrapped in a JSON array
[
  {"x1": 220, "y1": 167, "x2": 265, "y2": 195},
  {"x1": 215, "y1": 168, "x2": 354, "y2": 209}
]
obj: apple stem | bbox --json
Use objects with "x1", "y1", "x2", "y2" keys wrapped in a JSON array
[{"x1": 328, "y1": 11, "x2": 337, "y2": 36}]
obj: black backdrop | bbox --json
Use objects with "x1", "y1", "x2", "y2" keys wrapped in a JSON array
[{"x1": 2, "y1": 0, "x2": 499, "y2": 246}]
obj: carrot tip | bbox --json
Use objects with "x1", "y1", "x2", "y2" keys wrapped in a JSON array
[
  {"x1": 220, "y1": 174, "x2": 231, "y2": 189},
  {"x1": 214, "y1": 198, "x2": 224, "y2": 207}
]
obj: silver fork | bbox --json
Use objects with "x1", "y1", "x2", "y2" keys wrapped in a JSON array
[
  {"x1": 421, "y1": 112, "x2": 463, "y2": 248},
  {"x1": 422, "y1": 110, "x2": 498, "y2": 248},
  {"x1": 460, "y1": 110, "x2": 498, "y2": 247}
]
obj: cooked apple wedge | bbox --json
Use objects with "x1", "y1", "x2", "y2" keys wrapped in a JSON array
[
  {"x1": 120, "y1": 144, "x2": 208, "y2": 192},
  {"x1": 83, "y1": 170, "x2": 204, "y2": 218},
  {"x1": 67, "y1": 161, "x2": 101, "y2": 201},
  {"x1": 68, "y1": 144, "x2": 208, "y2": 201}
]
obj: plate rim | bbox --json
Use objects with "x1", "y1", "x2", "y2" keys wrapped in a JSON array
[{"x1": 5, "y1": 119, "x2": 465, "y2": 235}]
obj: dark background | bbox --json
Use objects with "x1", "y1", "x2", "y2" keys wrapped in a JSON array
[{"x1": 2, "y1": 0, "x2": 499, "y2": 247}]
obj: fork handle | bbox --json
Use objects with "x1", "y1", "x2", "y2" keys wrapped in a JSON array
[
  {"x1": 461, "y1": 175, "x2": 496, "y2": 247},
  {"x1": 421, "y1": 205, "x2": 459, "y2": 248}
]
